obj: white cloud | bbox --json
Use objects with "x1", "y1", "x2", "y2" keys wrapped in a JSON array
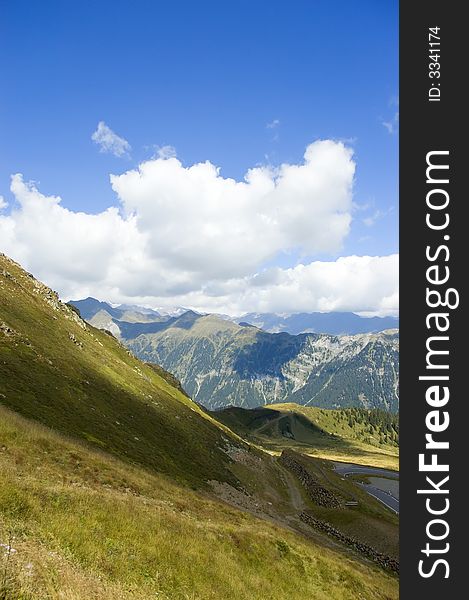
[
  {"x1": 189, "y1": 254, "x2": 399, "y2": 317},
  {"x1": 0, "y1": 140, "x2": 398, "y2": 316},
  {"x1": 363, "y1": 206, "x2": 394, "y2": 227},
  {"x1": 381, "y1": 95, "x2": 399, "y2": 134},
  {"x1": 382, "y1": 121, "x2": 393, "y2": 134},
  {"x1": 91, "y1": 121, "x2": 131, "y2": 157},
  {"x1": 381, "y1": 111, "x2": 399, "y2": 135},
  {"x1": 352, "y1": 200, "x2": 372, "y2": 212},
  {"x1": 155, "y1": 145, "x2": 177, "y2": 159},
  {"x1": 266, "y1": 119, "x2": 280, "y2": 129},
  {"x1": 0, "y1": 195, "x2": 7, "y2": 211},
  {"x1": 110, "y1": 140, "x2": 354, "y2": 284}
]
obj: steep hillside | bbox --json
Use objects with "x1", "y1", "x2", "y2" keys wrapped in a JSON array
[
  {"x1": 0, "y1": 406, "x2": 398, "y2": 600},
  {"x1": 111, "y1": 312, "x2": 399, "y2": 411},
  {"x1": 0, "y1": 254, "x2": 242, "y2": 488}
]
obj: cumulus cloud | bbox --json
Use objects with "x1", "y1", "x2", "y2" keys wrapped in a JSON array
[
  {"x1": 266, "y1": 119, "x2": 280, "y2": 129},
  {"x1": 91, "y1": 121, "x2": 131, "y2": 157},
  {"x1": 110, "y1": 140, "x2": 354, "y2": 283},
  {"x1": 0, "y1": 140, "x2": 398, "y2": 316},
  {"x1": 0, "y1": 195, "x2": 7, "y2": 211},
  {"x1": 170, "y1": 254, "x2": 398, "y2": 317}
]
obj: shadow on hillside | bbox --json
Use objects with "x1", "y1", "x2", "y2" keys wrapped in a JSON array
[
  {"x1": 117, "y1": 319, "x2": 171, "y2": 339},
  {"x1": 171, "y1": 311, "x2": 202, "y2": 329},
  {"x1": 116, "y1": 311, "x2": 202, "y2": 339},
  {"x1": 232, "y1": 331, "x2": 307, "y2": 379},
  {"x1": 212, "y1": 406, "x2": 391, "y2": 461}
]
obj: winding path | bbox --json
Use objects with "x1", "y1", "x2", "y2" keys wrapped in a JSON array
[{"x1": 334, "y1": 462, "x2": 399, "y2": 515}]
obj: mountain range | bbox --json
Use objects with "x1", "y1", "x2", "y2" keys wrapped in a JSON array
[
  {"x1": 0, "y1": 253, "x2": 398, "y2": 598},
  {"x1": 72, "y1": 297, "x2": 398, "y2": 335},
  {"x1": 70, "y1": 298, "x2": 399, "y2": 412},
  {"x1": 234, "y1": 311, "x2": 398, "y2": 335}
]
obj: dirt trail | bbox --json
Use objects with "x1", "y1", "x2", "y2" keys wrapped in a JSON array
[{"x1": 277, "y1": 461, "x2": 306, "y2": 512}]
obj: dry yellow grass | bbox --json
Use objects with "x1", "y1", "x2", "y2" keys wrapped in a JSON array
[{"x1": 0, "y1": 407, "x2": 398, "y2": 600}]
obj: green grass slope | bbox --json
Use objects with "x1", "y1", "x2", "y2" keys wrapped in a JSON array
[
  {"x1": 0, "y1": 406, "x2": 398, "y2": 600},
  {"x1": 285, "y1": 451, "x2": 398, "y2": 558},
  {"x1": 0, "y1": 253, "x2": 240, "y2": 488}
]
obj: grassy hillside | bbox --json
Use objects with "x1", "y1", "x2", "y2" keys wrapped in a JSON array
[
  {"x1": 0, "y1": 407, "x2": 398, "y2": 600},
  {"x1": 0, "y1": 254, "x2": 398, "y2": 598},
  {"x1": 282, "y1": 450, "x2": 398, "y2": 558},
  {"x1": 0, "y1": 253, "x2": 241, "y2": 488},
  {"x1": 272, "y1": 404, "x2": 398, "y2": 449},
  {"x1": 214, "y1": 403, "x2": 399, "y2": 471}
]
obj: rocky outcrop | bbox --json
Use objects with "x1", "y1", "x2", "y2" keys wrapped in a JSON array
[
  {"x1": 279, "y1": 451, "x2": 341, "y2": 508},
  {"x1": 68, "y1": 332, "x2": 84, "y2": 348},
  {"x1": 145, "y1": 363, "x2": 191, "y2": 398},
  {"x1": 1, "y1": 254, "x2": 87, "y2": 331},
  {"x1": 300, "y1": 511, "x2": 399, "y2": 574}
]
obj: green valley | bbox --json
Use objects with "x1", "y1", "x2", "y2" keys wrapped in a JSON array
[{"x1": 214, "y1": 403, "x2": 399, "y2": 471}]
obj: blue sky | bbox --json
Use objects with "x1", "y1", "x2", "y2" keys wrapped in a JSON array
[{"x1": 0, "y1": 0, "x2": 398, "y2": 315}]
